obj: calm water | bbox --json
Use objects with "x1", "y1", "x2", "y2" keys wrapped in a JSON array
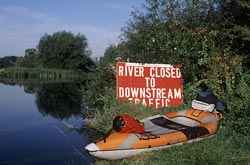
[{"x1": 0, "y1": 82, "x2": 94, "y2": 165}]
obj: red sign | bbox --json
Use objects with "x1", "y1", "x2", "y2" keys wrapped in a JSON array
[{"x1": 116, "y1": 62, "x2": 183, "y2": 108}]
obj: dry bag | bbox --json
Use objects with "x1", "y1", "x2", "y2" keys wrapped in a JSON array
[{"x1": 113, "y1": 114, "x2": 145, "y2": 134}]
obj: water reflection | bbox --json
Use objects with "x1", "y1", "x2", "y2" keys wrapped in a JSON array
[
  {"x1": 0, "y1": 80, "x2": 94, "y2": 164},
  {"x1": 36, "y1": 82, "x2": 85, "y2": 119},
  {"x1": 0, "y1": 79, "x2": 87, "y2": 119}
]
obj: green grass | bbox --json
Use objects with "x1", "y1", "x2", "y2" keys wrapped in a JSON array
[
  {"x1": 93, "y1": 126, "x2": 249, "y2": 165},
  {"x1": 85, "y1": 90, "x2": 250, "y2": 165}
]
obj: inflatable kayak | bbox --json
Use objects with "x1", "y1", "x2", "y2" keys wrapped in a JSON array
[{"x1": 85, "y1": 100, "x2": 222, "y2": 160}]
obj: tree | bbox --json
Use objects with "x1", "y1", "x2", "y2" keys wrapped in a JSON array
[
  {"x1": 120, "y1": 0, "x2": 218, "y2": 82},
  {"x1": 0, "y1": 56, "x2": 17, "y2": 68},
  {"x1": 37, "y1": 31, "x2": 94, "y2": 70},
  {"x1": 215, "y1": 0, "x2": 250, "y2": 56},
  {"x1": 14, "y1": 48, "x2": 39, "y2": 68},
  {"x1": 99, "y1": 45, "x2": 120, "y2": 66},
  {"x1": 116, "y1": 0, "x2": 250, "y2": 134}
]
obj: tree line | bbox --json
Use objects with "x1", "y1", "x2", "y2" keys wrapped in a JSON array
[
  {"x1": 0, "y1": 0, "x2": 249, "y2": 134},
  {"x1": 0, "y1": 31, "x2": 95, "y2": 71}
]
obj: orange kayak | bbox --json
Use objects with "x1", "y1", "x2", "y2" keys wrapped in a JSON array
[{"x1": 85, "y1": 105, "x2": 222, "y2": 160}]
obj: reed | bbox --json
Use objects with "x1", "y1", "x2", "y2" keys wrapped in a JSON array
[{"x1": 0, "y1": 67, "x2": 85, "y2": 80}]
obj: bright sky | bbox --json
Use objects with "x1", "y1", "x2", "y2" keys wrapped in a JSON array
[{"x1": 0, "y1": 0, "x2": 144, "y2": 58}]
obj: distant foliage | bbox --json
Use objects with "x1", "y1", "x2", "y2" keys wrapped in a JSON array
[
  {"x1": 1, "y1": 31, "x2": 95, "y2": 72},
  {"x1": 15, "y1": 48, "x2": 39, "y2": 68},
  {"x1": 37, "y1": 31, "x2": 95, "y2": 70},
  {"x1": 99, "y1": 45, "x2": 120, "y2": 67},
  {"x1": 0, "y1": 56, "x2": 17, "y2": 68}
]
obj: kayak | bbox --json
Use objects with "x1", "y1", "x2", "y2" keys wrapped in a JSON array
[{"x1": 85, "y1": 100, "x2": 222, "y2": 160}]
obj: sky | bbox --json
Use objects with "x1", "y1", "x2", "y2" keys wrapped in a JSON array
[{"x1": 0, "y1": 0, "x2": 145, "y2": 58}]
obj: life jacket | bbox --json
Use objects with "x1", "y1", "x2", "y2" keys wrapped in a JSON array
[
  {"x1": 196, "y1": 91, "x2": 219, "y2": 105},
  {"x1": 196, "y1": 91, "x2": 227, "y2": 112},
  {"x1": 113, "y1": 114, "x2": 145, "y2": 134}
]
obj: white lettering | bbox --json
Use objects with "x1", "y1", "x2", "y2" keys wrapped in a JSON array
[
  {"x1": 149, "y1": 99, "x2": 154, "y2": 107},
  {"x1": 125, "y1": 88, "x2": 130, "y2": 97},
  {"x1": 119, "y1": 66, "x2": 144, "y2": 77},
  {"x1": 119, "y1": 87, "x2": 172, "y2": 99},
  {"x1": 155, "y1": 99, "x2": 160, "y2": 108},
  {"x1": 166, "y1": 67, "x2": 171, "y2": 78},
  {"x1": 125, "y1": 98, "x2": 171, "y2": 108},
  {"x1": 148, "y1": 67, "x2": 181, "y2": 78},
  {"x1": 176, "y1": 68, "x2": 181, "y2": 78},
  {"x1": 145, "y1": 77, "x2": 150, "y2": 87},
  {"x1": 174, "y1": 88, "x2": 182, "y2": 99},
  {"x1": 118, "y1": 66, "x2": 124, "y2": 76},
  {"x1": 167, "y1": 88, "x2": 182, "y2": 99},
  {"x1": 119, "y1": 87, "x2": 124, "y2": 97},
  {"x1": 134, "y1": 98, "x2": 140, "y2": 104},
  {"x1": 168, "y1": 89, "x2": 173, "y2": 98},
  {"x1": 142, "y1": 99, "x2": 147, "y2": 106},
  {"x1": 150, "y1": 67, "x2": 155, "y2": 77},
  {"x1": 117, "y1": 63, "x2": 183, "y2": 108}
]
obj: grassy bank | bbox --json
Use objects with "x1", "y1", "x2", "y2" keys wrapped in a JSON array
[
  {"x1": 85, "y1": 88, "x2": 250, "y2": 165},
  {"x1": 94, "y1": 127, "x2": 249, "y2": 165},
  {"x1": 0, "y1": 67, "x2": 84, "y2": 80}
]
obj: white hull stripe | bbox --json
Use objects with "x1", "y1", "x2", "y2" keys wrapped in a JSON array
[
  {"x1": 88, "y1": 136, "x2": 213, "y2": 160},
  {"x1": 116, "y1": 133, "x2": 140, "y2": 150}
]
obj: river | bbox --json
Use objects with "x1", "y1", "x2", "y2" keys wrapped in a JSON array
[{"x1": 0, "y1": 81, "x2": 94, "y2": 165}]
